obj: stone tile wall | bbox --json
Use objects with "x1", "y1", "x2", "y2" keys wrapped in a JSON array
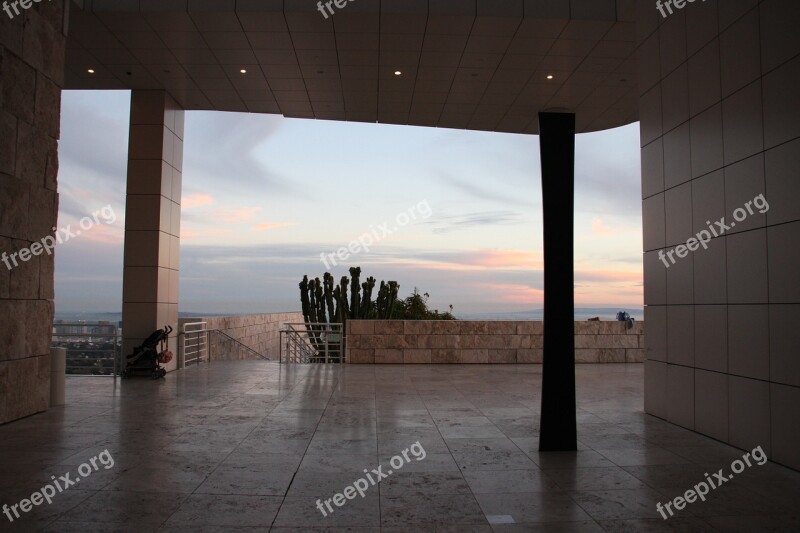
[
  {"x1": 0, "y1": 1, "x2": 66, "y2": 424},
  {"x1": 346, "y1": 321, "x2": 645, "y2": 364},
  {"x1": 179, "y1": 313, "x2": 303, "y2": 362}
]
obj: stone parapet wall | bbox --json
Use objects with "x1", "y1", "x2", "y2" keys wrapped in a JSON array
[
  {"x1": 179, "y1": 313, "x2": 303, "y2": 362},
  {"x1": 346, "y1": 320, "x2": 644, "y2": 364}
]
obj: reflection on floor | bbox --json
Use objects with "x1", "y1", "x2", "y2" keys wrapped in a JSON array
[{"x1": 1, "y1": 362, "x2": 798, "y2": 531}]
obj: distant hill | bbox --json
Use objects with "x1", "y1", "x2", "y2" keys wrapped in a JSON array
[{"x1": 457, "y1": 308, "x2": 644, "y2": 321}]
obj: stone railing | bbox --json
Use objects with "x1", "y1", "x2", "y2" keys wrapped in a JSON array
[
  {"x1": 346, "y1": 320, "x2": 644, "y2": 364},
  {"x1": 179, "y1": 312, "x2": 303, "y2": 362}
]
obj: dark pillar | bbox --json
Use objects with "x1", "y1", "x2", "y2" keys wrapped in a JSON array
[{"x1": 538, "y1": 112, "x2": 577, "y2": 452}]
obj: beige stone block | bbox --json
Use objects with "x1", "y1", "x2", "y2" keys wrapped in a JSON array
[
  {"x1": 363, "y1": 335, "x2": 386, "y2": 349},
  {"x1": 431, "y1": 321, "x2": 460, "y2": 334},
  {"x1": 0, "y1": 361, "x2": 8, "y2": 423},
  {"x1": 405, "y1": 321, "x2": 433, "y2": 334},
  {"x1": 404, "y1": 349, "x2": 431, "y2": 364},
  {"x1": 0, "y1": 175, "x2": 30, "y2": 237},
  {"x1": 348, "y1": 348, "x2": 374, "y2": 364},
  {"x1": 28, "y1": 185, "x2": 56, "y2": 237},
  {"x1": 519, "y1": 335, "x2": 545, "y2": 349},
  {"x1": 385, "y1": 334, "x2": 409, "y2": 349},
  {"x1": 38, "y1": 251, "x2": 54, "y2": 299},
  {"x1": 26, "y1": 300, "x2": 52, "y2": 357},
  {"x1": 487, "y1": 321, "x2": 517, "y2": 334},
  {"x1": 517, "y1": 349, "x2": 543, "y2": 363},
  {"x1": 446, "y1": 334, "x2": 476, "y2": 349},
  {"x1": 0, "y1": 114, "x2": 16, "y2": 175},
  {"x1": 34, "y1": 72, "x2": 61, "y2": 138},
  {"x1": 517, "y1": 320, "x2": 544, "y2": 335},
  {"x1": 628, "y1": 321, "x2": 645, "y2": 335},
  {"x1": 347, "y1": 335, "x2": 363, "y2": 349},
  {"x1": 626, "y1": 349, "x2": 646, "y2": 362},
  {"x1": 489, "y1": 349, "x2": 517, "y2": 363},
  {"x1": 460, "y1": 321, "x2": 488, "y2": 334},
  {"x1": 432, "y1": 348, "x2": 459, "y2": 363},
  {"x1": 605, "y1": 321, "x2": 628, "y2": 334},
  {"x1": 374, "y1": 320, "x2": 403, "y2": 334},
  {"x1": 0, "y1": 299, "x2": 26, "y2": 360},
  {"x1": 2, "y1": 52, "x2": 35, "y2": 123},
  {"x1": 16, "y1": 123, "x2": 54, "y2": 186},
  {"x1": 2, "y1": 355, "x2": 48, "y2": 423},
  {"x1": 461, "y1": 349, "x2": 488, "y2": 363},
  {"x1": 574, "y1": 321, "x2": 600, "y2": 334},
  {"x1": 476, "y1": 335, "x2": 510, "y2": 349},
  {"x1": 375, "y1": 349, "x2": 403, "y2": 364},
  {"x1": 422, "y1": 335, "x2": 448, "y2": 349},
  {"x1": 576, "y1": 348, "x2": 626, "y2": 363},
  {"x1": 10, "y1": 251, "x2": 39, "y2": 299},
  {"x1": 403, "y1": 334, "x2": 421, "y2": 348},
  {"x1": 349, "y1": 320, "x2": 374, "y2": 335}
]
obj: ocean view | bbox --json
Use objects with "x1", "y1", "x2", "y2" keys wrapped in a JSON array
[{"x1": 54, "y1": 307, "x2": 644, "y2": 324}]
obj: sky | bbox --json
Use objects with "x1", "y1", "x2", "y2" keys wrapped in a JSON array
[{"x1": 55, "y1": 90, "x2": 643, "y2": 317}]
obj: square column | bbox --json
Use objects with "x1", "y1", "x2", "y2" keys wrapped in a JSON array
[
  {"x1": 538, "y1": 111, "x2": 577, "y2": 452},
  {"x1": 122, "y1": 91, "x2": 183, "y2": 371}
]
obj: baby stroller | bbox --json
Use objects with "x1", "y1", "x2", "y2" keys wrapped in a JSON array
[{"x1": 121, "y1": 325, "x2": 173, "y2": 379}]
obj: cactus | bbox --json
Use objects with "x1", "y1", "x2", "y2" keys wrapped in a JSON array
[
  {"x1": 360, "y1": 276, "x2": 376, "y2": 318},
  {"x1": 349, "y1": 267, "x2": 361, "y2": 319},
  {"x1": 299, "y1": 270, "x2": 408, "y2": 360}
]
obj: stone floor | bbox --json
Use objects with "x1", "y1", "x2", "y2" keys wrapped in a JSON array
[{"x1": 1, "y1": 363, "x2": 798, "y2": 532}]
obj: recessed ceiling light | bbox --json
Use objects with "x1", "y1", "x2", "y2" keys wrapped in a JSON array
[
  {"x1": 240, "y1": 69, "x2": 247, "y2": 74},
  {"x1": 546, "y1": 75, "x2": 554, "y2": 80},
  {"x1": 87, "y1": 68, "x2": 95, "y2": 74},
  {"x1": 394, "y1": 70, "x2": 402, "y2": 76}
]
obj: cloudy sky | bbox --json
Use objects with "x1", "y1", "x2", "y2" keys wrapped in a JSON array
[{"x1": 56, "y1": 90, "x2": 643, "y2": 317}]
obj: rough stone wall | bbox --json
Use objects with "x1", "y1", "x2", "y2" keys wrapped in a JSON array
[
  {"x1": 179, "y1": 313, "x2": 303, "y2": 362},
  {"x1": 347, "y1": 321, "x2": 645, "y2": 364},
  {"x1": 0, "y1": 1, "x2": 66, "y2": 424}
]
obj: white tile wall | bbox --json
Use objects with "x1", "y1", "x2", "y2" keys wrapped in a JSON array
[
  {"x1": 639, "y1": 0, "x2": 800, "y2": 470},
  {"x1": 729, "y1": 375, "x2": 770, "y2": 453},
  {"x1": 695, "y1": 368, "x2": 728, "y2": 441},
  {"x1": 694, "y1": 305, "x2": 727, "y2": 372}
]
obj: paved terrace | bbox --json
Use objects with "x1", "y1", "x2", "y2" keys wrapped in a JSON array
[{"x1": 1, "y1": 362, "x2": 798, "y2": 532}]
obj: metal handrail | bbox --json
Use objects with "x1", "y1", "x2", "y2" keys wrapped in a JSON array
[
  {"x1": 51, "y1": 323, "x2": 121, "y2": 376},
  {"x1": 181, "y1": 322, "x2": 272, "y2": 366},
  {"x1": 210, "y1": 329, "x2": 271, "y2": 361},
  {"x1": 280, "y1": 322, "x2": 344, "y2": 364},
  {"x1": 182, "y1": 321, "x2": 208, "y2": 368}
]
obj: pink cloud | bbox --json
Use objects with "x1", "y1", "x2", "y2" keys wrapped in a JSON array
[
  {"x1": 402, "y1": 249, "x2": 544, "y2": 272},
  {"x1": 250, "y1": 222, "x2": 296, "y2": 231},
  {"x1": 211, "y1": 207, "x2": 262, "y2": 223},
  {"x1": 182, "y1": 193, "x2": 214, "y2": 209}
]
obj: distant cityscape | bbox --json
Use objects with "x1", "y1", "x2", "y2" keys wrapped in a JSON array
[{"x1": 52, "y1": 320, "x2": 121, "y2": 376}]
